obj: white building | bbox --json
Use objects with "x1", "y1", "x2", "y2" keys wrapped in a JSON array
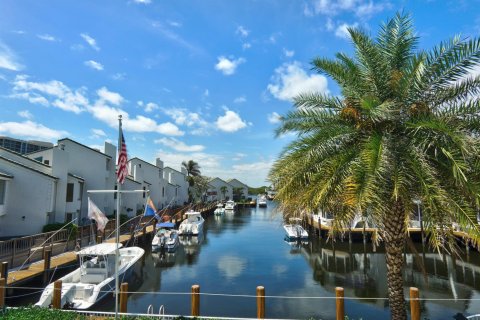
[
  {"x1": 27, "y1": 138, "x2": 117, "y2": 225},
  {"x1": 207, "y1": 178, "x2": 233, "y2": 201},
  {"x1": 0, "y1": 147, "x2": 58, "y2": 238},
  {"x1": 227, "y1": 178, "x2": 249, "y2": 201},
  {"x1": 163, "y1": 167, "x2": 189, "y2": 206}
]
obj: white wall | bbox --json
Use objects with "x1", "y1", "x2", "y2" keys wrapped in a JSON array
[
  {"x1": 164, "y1": 167, "x2": 188, "y2": 206},
  {"x1": 0, "y1": 157, "x2": 57, "y2": 237},
  {"x1": 228, "y1": 179, "x2": 249, "y2": 200},
  {"x1": 208, "y1": 178, "x2": 233, "y2": 201}
]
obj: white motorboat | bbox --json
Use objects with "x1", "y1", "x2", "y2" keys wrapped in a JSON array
[
  {"x1": 178, "y1": 210, "x2": 204, "y2": 235},
  {"x1": 225, "y1": 200, "x2": 236, "y2": 210},
  {"x1": 258, "y1": 195, "x2": 267, "y2": 207},
  {"x1": 284, "y1": 219, "x2": 309, "y2": 240},
  {"x1": 312, "y1": 210, "x2": 334, "y2": 227},
  {"x1": 152, "y1": 222, "x2": 179, "y2": 253},
  {"x1": 214, "y1": 203, "x2": 225, "y2": 215},
  {"x1": 35, "y1": 243, "x2": 144, "y2": 309}
]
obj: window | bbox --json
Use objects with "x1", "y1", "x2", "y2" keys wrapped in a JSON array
[
  {"x1": 78, "y1": 182, "x2": 84, "y2": 201},
  {"x1": 106, "y1": 159, "x2": 110, "y2": 171},
  {"x1": 35, "y1": 156, "x2": 43, "y2": 162},
  {"x1": 44, "y1": 160, "x2": 50, "y2": 165},
  {"x1": 143, "y1": 186, "x2": 146, "y2": 198},
  {"x1": 66, "y1": 183, "x2": 74, "y2": 202},
  {"x1": 0, "y1": 180, "x2": 5, "y2": 205},
  {"x1": 175, "y1": 187, "x2": 178, "y2": 197},
  {"x1": 114, "y1": 185, "x2": 117, "y2": 199},
  {"x1": 65, "y1": 212, "x2": 73, "y2": 222},
  {"x1": 162, "y1": 187, "x2": 164, "y2": 197}
]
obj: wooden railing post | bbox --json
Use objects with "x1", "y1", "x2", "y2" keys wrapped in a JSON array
[
  {"x1": 43, "y1": 248, "x2": 51, "y2": 272},
  {"x1": 0, "y1": 262, "x2": 8, "y2": 281},
  {"x1": 257, "y1": 286, "x2": 265, "y2": 319},
  {"x1": 335, "y1": 287, "x2": 344, "y2": 320},
  {"x1": 410, "y1": 287, "x2": 420, "y2": 320},
  {"x1": 52, "y1": 280, "x2": 62, "y2": 309},
  {"x1": 191, "y1": 284, "x2": 200, "y2": 316},
  {"x1": 0, "y1": 277, "x2": 5, "y2": 309},
  {"x1": 96, "y1": 235, "x2": 102, "y2": 244},
  {"x1": 120, "y1": 282, "x2": 128, "y2": 313}
]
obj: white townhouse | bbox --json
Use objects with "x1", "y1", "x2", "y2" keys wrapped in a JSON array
[
  {"x1": 27, "y1": 138, "x2": 117, "y2": 225},
  {"x1": 0, "y1": 147, "x2": 58, "y2": 238},
  {"x1": 227, "y1": 178, "x2": 249, "y2": 201},
  {"x1": 163, "y1": 167, "x2": 189, "y2": 206},
  {"x1": 128, "y1": 157, "x2": 167, "y2": 212},
  {"x1": 207, "y1": 178, "x2": 233, "y2": 202}
]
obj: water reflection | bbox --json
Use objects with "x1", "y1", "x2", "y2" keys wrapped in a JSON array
[{"x1": 36, "y1": 202, "x2": 480, "y2": 318}]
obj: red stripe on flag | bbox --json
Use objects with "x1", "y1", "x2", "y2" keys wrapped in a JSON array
[{"x1": 117, "y1": 132, "x2": 128, "y2": 184}]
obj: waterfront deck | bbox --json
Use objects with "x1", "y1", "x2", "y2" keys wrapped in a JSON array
[{"x1": 3, "y1": 203, "x2": 217, "y2": 287}]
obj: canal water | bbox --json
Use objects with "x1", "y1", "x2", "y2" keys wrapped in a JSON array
[
  {"x1": 9, "y1": 201, "x2": 480, "y2": 319},
  {"x1": 94, "y1": 201, "x2": 480, "y2": 319}
]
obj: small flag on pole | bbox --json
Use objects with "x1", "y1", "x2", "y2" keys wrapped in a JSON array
[
  {"x1": 117, "y1": 129, "x2": 128, "y2": 184},
  {"x1": 144, "y1": 196, "x2": 157, "y2": 217},
  {"x1": 88, "y1": 197, "x2": 109, "y2": 232}
]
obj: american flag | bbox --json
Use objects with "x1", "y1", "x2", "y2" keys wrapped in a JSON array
[{"x1": 117, "y1": 131, "x2": 128, "y2": 184}]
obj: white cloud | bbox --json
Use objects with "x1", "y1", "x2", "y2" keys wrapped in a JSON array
[
  {"x1": 0, "y1": 41, "x2": 23, "y2": 71},
  {"x1": 234, "y1": 96, "x2": 246, "y2": 104},
  {"x1": 236, "y1": 26, "x2": 249, "y2": 37},
  {"x1": 168, "y1": 20, "x2": 182, "y2": 28},
  {"x1": 156, "y1": 150, "x2": 223, "y2": 176},
  {"x1": 326, "y1": 18, "x2": 335, "y2": 31},
  {"x1": 268, "y1": 112, "x2": 282, "y2": 124},
  {"x1": 18, "y1": 110, "x2": 33, "y2": 119},
  {"x1": 232, "y1": 152, "x2": 246, "y2": 161},
  {"x1": 214, "y1": 56, "x2": 245, "y2": 76},
  {"x1": 145, "y1": 102, "x2": 159, "y2": 112},
  {"x1": 267, "y1": 61, "x2": 329, "y2": 101},
  {"x1": 155, "y1": 137, "x2": 205, "y2": 152},
  {"x1": 12, "y1": 75, "x2": 88, "y2": 113},
  {"x1": 91, "y1": 128, "x2": 106, "y2": 138},
  {"x1": 335, "y1": 22, "x2": 358, "y2": 39},
  {"x1": 216, "y1": 109, "x2": 247, "y2": 132},
  {"x1": 96, "y1": 87, "x2": 123, "y2": 105},
  {"x1": 134, "y1": 0, "x2": 151, "y2": 3},
  {"x1": 283, "y1": 48, "x2": 295, "y2": 58},
  {"x1": 231, "y1": 160, "x2": 273, "y2": 187},
  {"x1": 111, "y1": 73, "x2": 126, "y2": 80},
  {"x1": 162, "y1": 107, "x2": 210, "y2": 135},
  {"x1": 0, "y1": 120, "x2": 68, "y2": 141},
  {"x1": 80, "y1": 33, "x2": 100, "y2": 51},
  {"x1": 217, "y1": 255, "x2": 247, "y2": 279},
  {"x1": 84, "y1": 60, "x2": 104, "y2": 71},
  {"x1": 242, "y1": 43, "x2": 252, "y2": 50},
  {"x1": 203, "y1": 89, "x2": 209, "y2": 97},
  {"x1": 306, "y1": 0, "x2": 389, "y2": 19},
  {"x1": 37, "y1": 34, "x2": 58, "y2": 42}
]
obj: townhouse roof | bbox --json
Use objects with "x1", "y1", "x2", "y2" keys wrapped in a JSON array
[
  {"x1": 227, "y1": 178, "x2": 249, "y2": 188},
  {"x1": 0, "y1": 156, "x2": 58, "y2": 180},
  {"x1": 0, "y1": 171, "x2": 13, "y2": 179},
  {"x1": 68, "y1": 173, "x2": 85, "y2": 181},
  {"x1": 58, "y1": 138, "x2": 112, "y2": 159},
  {"x1": 0, "y1": 146, "x2": 52, "y2": 168},
  {"x1": 209, "y1": 177, "x2": 233, "y2": 186},
  {"x1": 129, "y1": 157, "x2": 160, "y2": 169},
  {"x1": 164, "y1": 166, "x2": 185, "y2": 175}
]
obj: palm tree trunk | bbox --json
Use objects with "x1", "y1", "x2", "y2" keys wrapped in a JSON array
[{"x1": 383, "y1": 201, "x2": 407, "y2": 320}]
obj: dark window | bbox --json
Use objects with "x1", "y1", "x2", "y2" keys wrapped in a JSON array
[
  {"x1": 162, "y1": 187, "x2": 164, "y2": 197},
  {"x1": 35, "y1": 156, "x2": 43, "y2": 162},
  {"x1": 143, "y1": 186, "x2": 146, "y2": 198},
  {"x1": 0, "y1": 180, "x2": 5, "y2": 205},
  {"x1": 65, "y1": 212, "x2": 73, "y2": 222},
  {"x1": 114, "y1": 185, "x2": 117, "y2": 199},
  {"x1": 79, "y1": 182, "x2": 84, "y2": 201},
  {"x1": 66, "y1": 183, "x2": 74, "y2": 202},
  {"x1": 44, "y1": 160, "x2": 50, "y2": 165}
]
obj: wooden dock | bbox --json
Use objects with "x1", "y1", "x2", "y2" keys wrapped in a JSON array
[{"x1": 3, "y1": 202, "x2": 217, "y2": 287}]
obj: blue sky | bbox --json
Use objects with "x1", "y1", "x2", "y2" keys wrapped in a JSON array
[{"x1": 0, "y1": 0, "x2": 479, "y2": 187}]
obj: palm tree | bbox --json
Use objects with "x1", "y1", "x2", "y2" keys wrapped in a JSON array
[
  {"x1": 182, "y1": 160, "x2": 201, "y2": 203},
  {"x1": 269, "y1": 13, "x2": 480, "y2": 320},
  {"x1": 220, "y1": 186, "x2": 228, "y2": 200}
]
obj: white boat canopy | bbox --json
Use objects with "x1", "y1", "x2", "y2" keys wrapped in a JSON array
[
  {"x1": 76, "y1": 243, "x2": 123, "y2": 256},
  {"x1": 186, "y1": 211, "x2": 202, "y2": 215}
]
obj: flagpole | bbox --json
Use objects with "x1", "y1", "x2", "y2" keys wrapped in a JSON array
[{"x1": 115, "y1": 115, "x2": 122, "y2": 320}]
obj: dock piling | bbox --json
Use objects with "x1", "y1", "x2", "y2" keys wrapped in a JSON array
[
  {"x1": 52, "y1": 280, "x2": 62, "y2": 309},
  {"x1": 410, "y1": 287, "x2": 420, "y2": 320},
  {"x1": 96, "y1": 235, "x2": 102, "y2": 244},
  {"x1": 256, "y1": 286, "x2": 265, "y2": 319},
  {"x1": 0, "y1": 277, "x2": 5, "y2": 309},
  {"x1": 191, "y1": 284, "x2": 200, "y2": 316},
  {"x1": 120, "y1": 282, "x2": 128, "y2": 313},
  {"x1": 335, "y1": 287, "x2": 344, "y2": 320},
  {"x1": 0, "y1": 262, "x2": 8, "y2": 281}
]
